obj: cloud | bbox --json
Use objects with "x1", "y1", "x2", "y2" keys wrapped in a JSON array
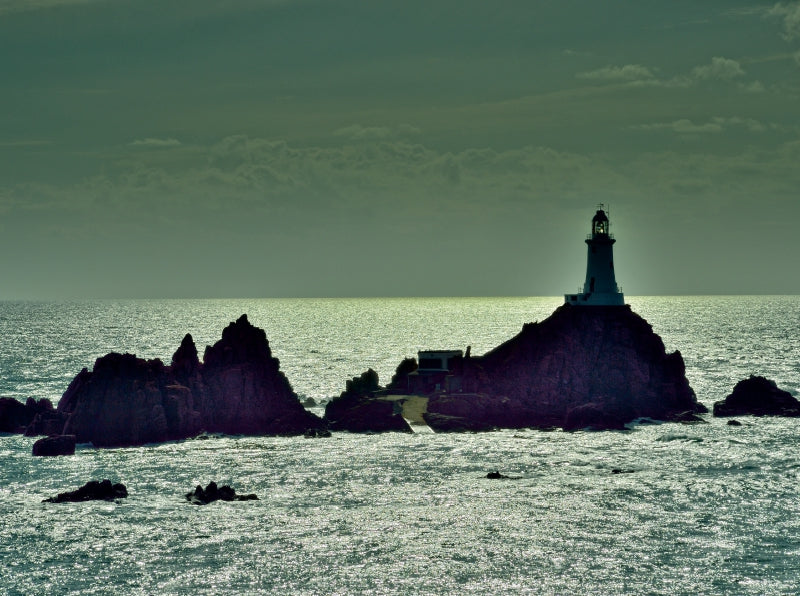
[
  {"x1": 740, "y1": 80, "x2": 766, "y2": 93},
  {"x1": 768, "y1": 2, "x2": 800, "y2": 39},
  {"x1": 333, "y1": 125, "x2": 392, "y2": 141},
  {"x1": 634, "y1": 117, "x2": 766, "y2": 134},
  {"x1": 691, "y1": 57, "x2": 745, "y2": 80},
  {"x1": 333, "y1": 124, "x2": 421, "y2": 141},
  {"x1": 576, "y1": 58, "x2": 749, "y2": 89},
  {"x1": 636, "y1": 119, "x2": 725, "y2": 134},
  {"x1": 726, "y1": 117, "x2": 767, "y2": 132},
  {"x1": 3, "y1": 133, "x2": 794, "y2": 230},
  {"x1": 129, "y1": 138, "x2": 181, "y2": 147},
  {"x1": 576, "y1": 64, "x2": 655, "y2": 81}
]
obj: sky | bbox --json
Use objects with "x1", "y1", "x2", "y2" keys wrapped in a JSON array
[{"x1": 1, "y1": 0, "x2": 799, "y2": 298}]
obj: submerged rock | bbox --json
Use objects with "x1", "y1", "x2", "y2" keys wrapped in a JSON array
[
  {"x1": 713, "y1": 376, "x2": 800, "y2": 417},
  {"x1": 32, "y1": 434, "x2": 76, "y2": 456},
  {"x1": 53, "y1": 315, "x2": 324, "y2": 447},
  {"x1": 563, "y1": 402, "x2": 630, "y2": 431},
  {"x1": 43, "y1": 479, "x2": 127, "y2": 503},
  {"x1": 671, "y1": 410, "x2": 708, "y2": 424},
  {"x1": 186, "y1": 481, "x2": 258, "y2": 505}
]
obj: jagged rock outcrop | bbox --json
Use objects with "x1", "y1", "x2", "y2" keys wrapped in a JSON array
[
  {"x1": 43, "y1": 479, "x2": 128, "y2": 503},
  {"x1": 185, "y1": 481, "x2": 258, "y2": 505},
  {"x1": 713, "y1": 375, "x2": 800, "y2": 417},
  {"x1": 324, "y1": 369, "x2": 413, "y2": 433},
  {"x1": 24, "y1": 407, "x2": 68, "y2": 437},
  {"x1": 0, "y1": 397, "x2": 58, "y2": 434},
  {"x1": 54, "y1": 315, "x2": 324, "y2": 447},
  {"x1": 394, "y1": 304, "x2": 706, "y2": 431},
  {"x1": 32, "y1": 434, "x2": 76, "y2": 456}
]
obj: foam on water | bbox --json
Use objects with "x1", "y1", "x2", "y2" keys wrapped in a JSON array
[{"x1": 1, "y1": 297, "x2": 799, "y2": 594}]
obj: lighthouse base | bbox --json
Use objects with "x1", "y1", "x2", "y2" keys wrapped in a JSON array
[{"x1": 564, "y1": 291, "x2": 625, "y2": 306}]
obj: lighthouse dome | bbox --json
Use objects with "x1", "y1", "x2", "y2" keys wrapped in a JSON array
[{"x1": 591, "y1": 209, "x2": 609, "y2": 236}]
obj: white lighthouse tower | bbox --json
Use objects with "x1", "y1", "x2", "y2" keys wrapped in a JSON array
[{"x1": 564, "y1": 205, "x2": 625, "y2": 306}]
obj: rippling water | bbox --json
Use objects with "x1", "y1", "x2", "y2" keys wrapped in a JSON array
[{"x1": 1, "y1": 297, "x2": 799, "y2": 594}]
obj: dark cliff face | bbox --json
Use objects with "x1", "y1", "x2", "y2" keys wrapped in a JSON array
[
  {"x1": 56, "y1": 315, "x2": 323, "y2": 447},
  {"x1": 423, "y1": 304, "x2": 705, "y2": 431},
  {"x1": 198, "y1": 315, "x2": 316, "y2": 435},
  {"x1": 59, "y1": 353, "x2": 177, "y2": 446}
]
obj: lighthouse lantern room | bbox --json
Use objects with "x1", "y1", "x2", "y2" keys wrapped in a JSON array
[{"x1": 564, "y1": 205, "x2": 625, "y2": 306}]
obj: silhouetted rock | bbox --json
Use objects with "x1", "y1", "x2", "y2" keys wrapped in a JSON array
[
  {"x1": 24, "y1": 407, "x2": 68, "y2": 437},
  {"x1": 486, "y1": 471, "x2": 508, "y2": 479},
  {"x1": 43, "y1": 479, "x2": 127, "y2": 503},
  {"x1": 197, "y1": 315, "x2": 323, "y2": 437},
  {"x1": 0, "y1": 397, "x2": 57, "y2": 434},
  {"x1": 186, "y1": 481, "x2": 258, "y2": 505},
  {"x1": 343, "y1": 368, "x2": 381, "y2": 398},
  {"x1": 53, "y1": 315, "x2": 324, "y2": 447},
  {"x1": 713, "y1": 375, "x2": 800, "y2": 417},
  {"x1": 727, "y1": 419, "x2": 742, "y2": 426},
  {"x1": 304, "y1": 427, "x2": 331, "y2": 438},
  {"x1": 171, "y1": 333, "x2": 200, "y2": 379},
  {"x1": 412, "y1": 304, "x2": 705, "y2": 432},
  {"x1": 324, "y1": 369, "x2": 412, "y2": 433},
  {"x1": 32, "y1": 434, "x2": 76, "y2": 456},
  {"x1": 57, "y1": 353, "x2": 176, "y2": 446},
  {"x1": 388, "y1": 358, "x2": 418, "y2": 390}
]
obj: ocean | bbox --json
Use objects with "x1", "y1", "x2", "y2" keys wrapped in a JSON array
[{"x1": 1, "y1": 296, "x2": 799, "y2": 594}]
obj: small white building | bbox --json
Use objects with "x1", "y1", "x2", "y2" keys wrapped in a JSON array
[{"x1": 564, "y1": 205, "x2": 625, "y2": 306}]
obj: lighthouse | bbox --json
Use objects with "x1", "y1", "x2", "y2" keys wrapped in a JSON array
[{"x1": 564, "y1": 205, "x2": 625, "y2": 306}]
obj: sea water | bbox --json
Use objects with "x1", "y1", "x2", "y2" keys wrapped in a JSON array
[{"x1": 1, "y1": 296, "x2": 799, "y2": 595}]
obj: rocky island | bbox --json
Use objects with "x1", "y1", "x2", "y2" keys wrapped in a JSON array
[
  {"x1": 44, "y1": 315, "x2": 324, "y2": 447},
  {"x1": 425, "y1": 304, "x2": 704, "y2": 431},
  {"x1": 325, "y1": 207, "x2": 706, "y2": 432},
  {"x1": 333, "y1": 303, "x2": 705, "y2": 432}
]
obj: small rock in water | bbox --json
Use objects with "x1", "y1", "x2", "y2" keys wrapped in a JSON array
[
  {"x1": 43, "y1": 479, "x2": 127, "y2": 503},
  {"x1": 304, "y1": 427, "x2": 332, "y2": 438},
  {"x1": 486, "y1": 471, "x2": 508, "y2": 479},
  {"x1": 713, "y1": 375, "x2": 800, "y2": 417},
  {"x1": 32, "y1": 434, "x2": 76, "y2": 457},
  {"x1": 611, "y1": 468, "x2": 635, "y2": 474},
  {"x1": 727, "y1": 419, "x2": 742, "y2": 426},
  {"x1": 186, "y1": 481, "x2": 258, "y2": 505}
]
